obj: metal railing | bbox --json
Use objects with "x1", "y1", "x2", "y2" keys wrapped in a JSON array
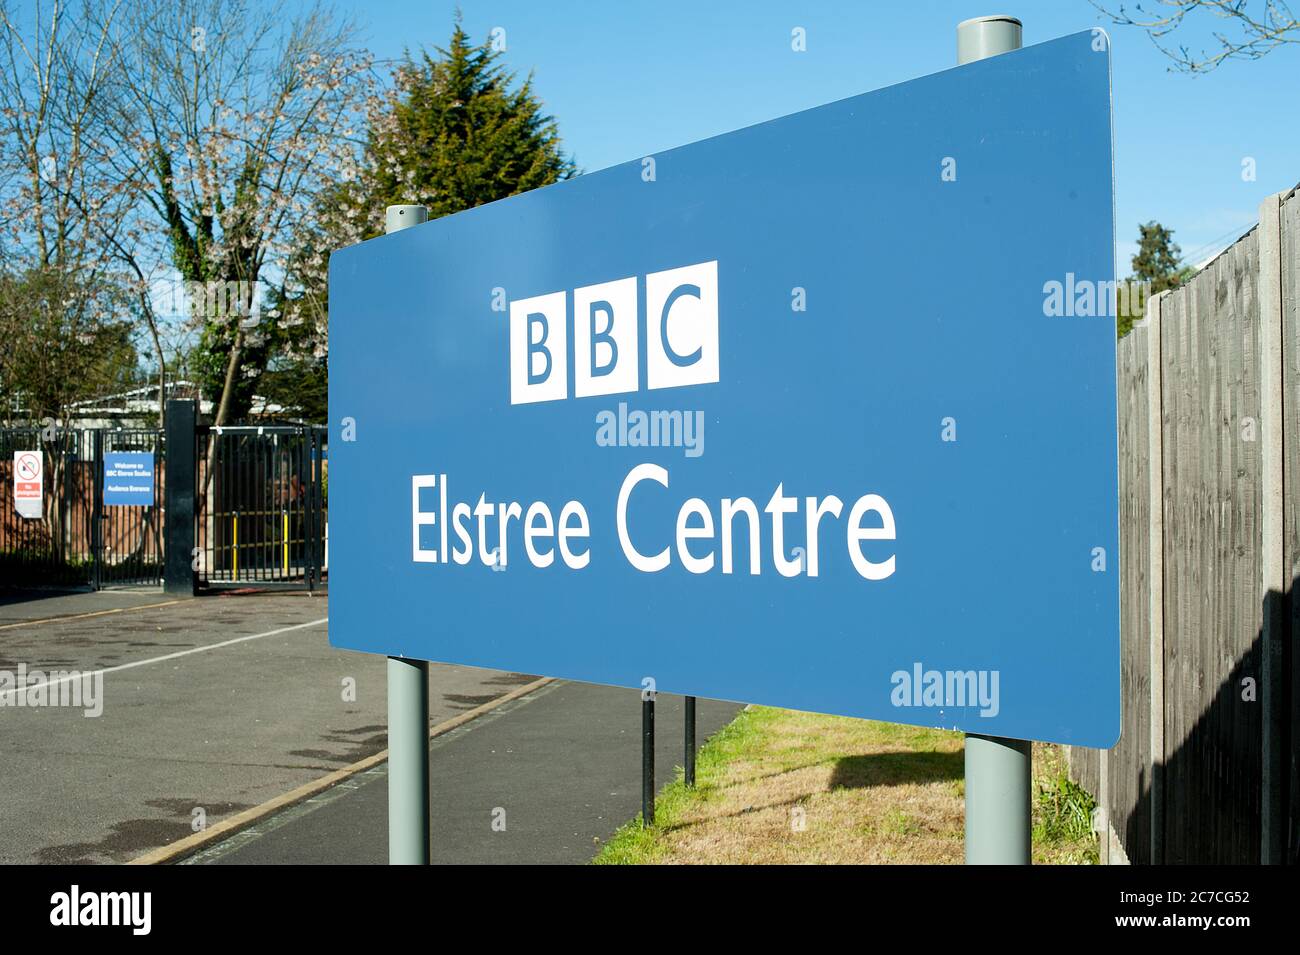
[
  {"x1": 0, "y1": 427, "x2": 164, "y2": 588},
  {"x1": 196, "y1": 424, "x2": 326, "y2": 590}
]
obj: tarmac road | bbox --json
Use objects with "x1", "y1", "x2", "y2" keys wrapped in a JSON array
[
  {"x1": 0, "y1": 590, "x2": 536, "y2": 864},
  {"x1": 187, "y1": 682, "x2": 739, "y2": 865},
  {"x1": 0, "y1": 588, "x2": 741, "y2": 864}
]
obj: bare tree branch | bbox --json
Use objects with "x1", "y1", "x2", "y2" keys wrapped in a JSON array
[{"x1": 1091, "y1": 0, "x2": 1299, "y2": 71}]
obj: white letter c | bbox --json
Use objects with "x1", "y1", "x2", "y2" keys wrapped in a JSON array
[{"x1": 618, "y1": 463, "x2": 670, "y2": 572}]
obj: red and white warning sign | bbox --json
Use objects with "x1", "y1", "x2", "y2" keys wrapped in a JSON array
[{"x1": 13, "y1": 450, "x2": 43, "y2": 519}]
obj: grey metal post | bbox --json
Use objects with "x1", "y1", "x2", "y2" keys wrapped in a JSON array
[
  {"x1": 385, "y1": 203, "x2": 432, "y2": 865},
  {"x1": 965, "y1": 734, "x2": 1032, "y2": 863},
  {"x1": 957, "y1": 15, "x2": 1033, "y2": 865},
  {"x1": 956, "y1": 14, "x2": 1022, "y2": 65}
]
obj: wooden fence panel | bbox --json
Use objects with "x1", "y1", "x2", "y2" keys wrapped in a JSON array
[
  {"x1": 1068, "y1": 743, "x2": 1101, "y2": 807},
  {"x1": 1114, "y1": 322, "x2": 1152, "y2": 862},
  {"x1": 1056, "y1": 188, "x2": 1300, "y2": 864},
  {"x1": 1279, "y1": 187, "x2": 1300, "y2": 863},
  {"x1": 1160, "y1": 231, "x2": 1263, "y2": 864}
]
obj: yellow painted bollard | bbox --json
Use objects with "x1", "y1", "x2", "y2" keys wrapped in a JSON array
[
  {"x1": 232, "y1": 512, "x2": 239, "y2": 580},
  {"x1": 282, "y1": 509, "x2": 289, "y2": 570}
]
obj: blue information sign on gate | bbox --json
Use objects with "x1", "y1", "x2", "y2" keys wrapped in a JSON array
[
  {"x1": 103, "y1": 452, "x2": 155, "y2": 507},
  {"x1": 329, "y1": 31, "x2": 1120, "y2": 746}
]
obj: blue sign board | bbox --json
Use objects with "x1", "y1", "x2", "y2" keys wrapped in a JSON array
[
  {"x1": 103, "y1": 452, "x2": 155, "y2": 507},
  {"x1": 329, "y1": 32, "x2": 1119, "y2": 746}
]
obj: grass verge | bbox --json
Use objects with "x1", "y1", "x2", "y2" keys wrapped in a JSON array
[{"x1": 593, "y1": 706, "x2": 1097, "y2": 865}]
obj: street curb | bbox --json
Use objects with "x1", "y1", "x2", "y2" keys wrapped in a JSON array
[
  {"x1": 0, "y1": 598, "x2": 186, "y2": 632},
  {"x1": 127, "y1": 675, "x2": 554, "y2": 865}
]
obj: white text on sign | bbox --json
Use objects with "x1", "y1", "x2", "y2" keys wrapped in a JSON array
[
  {"x1": 509, "y1": 261, "x2": 719, "y2": 404},
  {"x1": 412, "y1": 464, "x2": 896, "y2": 580}
]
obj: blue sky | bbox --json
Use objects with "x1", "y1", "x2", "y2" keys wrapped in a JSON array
[{"x1": 339, "y1": 0, "x2": 1299, "y2": 271}]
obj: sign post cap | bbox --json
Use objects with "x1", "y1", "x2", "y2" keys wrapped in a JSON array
[
  {"x1": 385, "y1": 204, "x2": 429, "y2": 234},
  {"x1": 956, "y1": 15, "x2": 1023, "y2": 64}
]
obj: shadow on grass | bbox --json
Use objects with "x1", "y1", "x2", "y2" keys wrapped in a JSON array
[
  {"x1": 647, "y1": 748, "x2": 964, "y2": 838},
  {"x1": 828, "y1": 749, "x2": 963, "y2": 790}
]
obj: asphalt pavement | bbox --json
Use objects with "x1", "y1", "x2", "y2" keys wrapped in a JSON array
[
  {"x1": 0, "y1": 590, "x2": 536, "y2": 863},
  {"x1": 1, "y1": 588, "x2": 742, "y2": 864},
  {"x1": 0, "y1": 587, "x2": 174, "y2": 624},
  {"x1": 187, "y1": 682, "x2": 739, "y2": 864}
]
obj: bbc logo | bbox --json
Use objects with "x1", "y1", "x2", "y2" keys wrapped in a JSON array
[{"x1": 509, "y1": 260, "x2": 719, "y2": 404}]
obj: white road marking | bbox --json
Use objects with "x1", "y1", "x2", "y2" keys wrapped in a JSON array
[{"x1": 0, "y1": 617, "x2": 329, "y2": 701}]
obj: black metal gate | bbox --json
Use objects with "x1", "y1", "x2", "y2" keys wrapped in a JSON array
[
  {"x1": 93, "y1": 428, "x2": 166, "y2": 587},
  {"x1": 195, "y1": 425, "x2": 327, "y2": 590},
  {"x1": 0, "y1": 427, "x2": 165, "y2": 589}
]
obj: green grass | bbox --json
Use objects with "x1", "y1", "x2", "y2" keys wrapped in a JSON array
[
  {"x1": 1032, "y1": 746, "x2": 1100, "y2": 864},
  {"x1": 594, "y1": 706, "x2": 1099, "y2": 865},
  {"x1": 594, "y1": 705, "x2": 776, "y2": 865}
]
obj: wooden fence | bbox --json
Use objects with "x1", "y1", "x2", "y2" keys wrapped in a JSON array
[{"x1": 1068, "y1": 185, "x2": 1298, "y2": 865}]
